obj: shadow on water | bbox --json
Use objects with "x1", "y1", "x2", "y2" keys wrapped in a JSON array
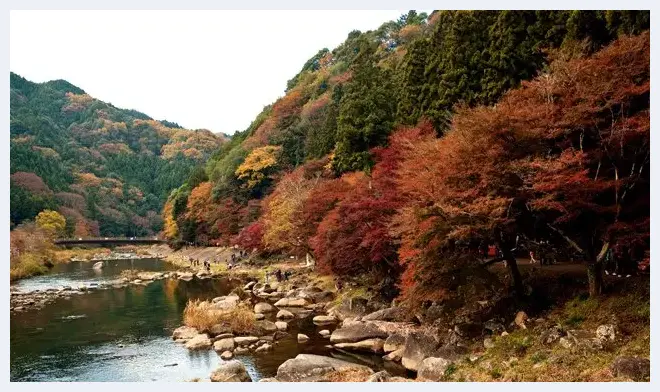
[{"x1": 10, "y1": 260, "x2": 401, "y2": 381}]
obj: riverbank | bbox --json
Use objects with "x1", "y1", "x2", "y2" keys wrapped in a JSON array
[
  {"x1": 10, "y1": 245, "x2": 650, "y2": 382},
  {"x1": 149, "y1": 246, "x2": 650, "y2": 382}
]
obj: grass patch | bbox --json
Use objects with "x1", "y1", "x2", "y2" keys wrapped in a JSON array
[
  {"x1": 183, "y1": 300, "x2": 254, "y2": 334},
  {"x1": 9, "y1": 253, "x2": 48, "y2": 280},
  {"x1": 444, "y1": 363, "x2": 457, "y2": 378}
]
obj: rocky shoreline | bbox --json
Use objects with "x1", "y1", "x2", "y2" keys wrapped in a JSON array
[{"x1": 10, "y1": 269, "x2": 228, "y2": 313}]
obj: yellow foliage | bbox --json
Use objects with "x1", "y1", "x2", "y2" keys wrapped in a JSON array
[
  {"x1": 35, "y1": 210, "x2": 66, "y2": 236},
  {"x1": 162, "y1": 200, "x2": 178, "y2": 239},
  {"x1": 235, "y1": 145, "x2": 282, "y2": 189},
  {"x1": 262, "y1": 171, "x2": 315, "y2": 252}
]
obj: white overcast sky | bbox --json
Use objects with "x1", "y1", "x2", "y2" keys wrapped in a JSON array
[{"x1": 10, "y1": 10, "x2": 408, "y2": 134}]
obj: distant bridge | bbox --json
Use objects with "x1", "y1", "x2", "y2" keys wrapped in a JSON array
[{"x1": 54, "y1": 237, "x2": 166, "y2": 246}]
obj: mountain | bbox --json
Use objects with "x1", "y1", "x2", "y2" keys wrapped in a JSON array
[
  {"x1": 10, "y1": 72, "x2": 227, "y2": 236},
  {"x1": 162, "y1": 10, "x2": 649, "y2": 249}
]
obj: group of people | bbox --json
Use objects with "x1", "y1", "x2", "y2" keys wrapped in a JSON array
[
  {"x1": 188, "y1": 257, "x2": 212, "y2": 272},
  {"x1": 227, "y1": 251, "x2": 248, "y2": 270},
  {"x1": 265, "y1": 269, "x2": 292, "y2": 283}
]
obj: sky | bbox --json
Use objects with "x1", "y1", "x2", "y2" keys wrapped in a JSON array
[{"x1": 10, "y1": 10, "x2": 408, "y2": 135}]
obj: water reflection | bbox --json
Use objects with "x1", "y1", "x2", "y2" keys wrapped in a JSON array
[{"x1": 11, "y1": 261, "x2": 400, "y2": 382}]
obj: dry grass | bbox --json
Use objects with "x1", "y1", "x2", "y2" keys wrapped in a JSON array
[
  {"x1": 183, "y1": 299, "x2": 255, "y2": 334},
  {"x1": 321, "y1": 368, "x2": 374, "y2": 382}
]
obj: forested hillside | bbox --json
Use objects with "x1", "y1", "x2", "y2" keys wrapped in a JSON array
[
  {"x1": 10, "y1": 73, "x2": 227, "y2": 236},
  {"x1": 164, "y1": 10, "x2": 649, "y2": 300}
]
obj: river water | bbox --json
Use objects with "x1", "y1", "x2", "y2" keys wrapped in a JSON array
[{"x1": 10, "y1": 258, "x2": 397, "y2": 382}]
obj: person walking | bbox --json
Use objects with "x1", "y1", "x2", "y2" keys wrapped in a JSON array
[{"x1": 530, "y1": 250, "x2": 538, "y2": 264}]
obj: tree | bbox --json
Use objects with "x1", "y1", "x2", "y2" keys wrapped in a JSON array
[
  {"x1": 235, "y1": 145, "x2": 282, "y2": 191},
  {"x1": 333, "y1": 40, "x2": 396, "y2": 173},
  {"x1": 35, "y1": 210, "x2": 66, "y2": 237}
]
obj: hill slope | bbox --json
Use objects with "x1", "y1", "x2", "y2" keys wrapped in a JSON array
[{"x1": 10, "y1": 73, "x2": 227, "y2": 236}]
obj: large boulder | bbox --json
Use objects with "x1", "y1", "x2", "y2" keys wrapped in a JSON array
[
  {"x1": 276, "y1": 309, "x2": 295, "y2": 320},
  {"x1": 384, "y1": 333, "x2": 406, "y2": 353},
  {"x1": 274, "y1": 298, "x2": 309, "y2": 307},
  {"x1": 253, "y1": 320, "x2": 278, "y2": 334},
  {"x1": 172, "y1": 326, "x2": 198, "y2": 341},
  {"x1": 334, "y1": 338, "x2": 385, "y2": 354},
  {"x1": 401, "y1": 332, "x2": 440, "y2": 371},
  {"x1": 210, "y1": 360, "x2": 252, "y2": 382},
  {"x1": 328, "y1": 297, "x2": 369, "y2": 321},
  {"x1": 211, "y1": 295, "x2": 240, "y2": 310},
  {"x1": 416, "y1": 357, "x2": 453, "y2": 381},
  {"x1": 362, "y1": 307, "x2": 412, "y2": 322},
  {"x1": 610, "y1": 356, "x2": 650, "y2": 381},
  {"x1": 185, "y1": 334, "x2": 212, "y2": 350},
  {"x1": 329, "y1": 322, "x2": 389, "y2": 344},
  {"x1": 213, "y1": 338, "x2": 235, "y2": 352},
  {"x1": 254, "y1": 302, "x2": 275, "y2": 313},
  {"x1": 275, "y1": 354, "x2": 373, "y2": 382}
]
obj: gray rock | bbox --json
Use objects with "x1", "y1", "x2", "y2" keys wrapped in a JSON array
[
  {"x1": 401, "y1": 332, "x2": 440, "y2": 371},
  {"x1": 297, "y1": 334, "x2": 310, "y2": 343},
  {"x1": 319, "y1": 329, "x2": 330, "y2": 337},
  {"x1": 274, "y1": 298, "x2": 309, "y2": 307},
  {"x1": 254, "y1": 320, "x2": 278, "y2": 334},
  {"x1": 312, "y1": 315, "x2": 337, "y2": 325},
  {"x1": 213, "y1": 338, "x2": 235, "y2": 352},
  {"x1": 210, "y1": 295, "x2": 240, "y2": 310},
  {"x1": 276, "y1": 309, "x2": 295, "y2": 320},
  {"x1": 254, "y1": 302, "x2": 275, "y2": 313},
  {"x1": 185, "y1": 334, "x2": 212, "y2": 350},
  {"x1": 366, "y1": 370, "x2": 392, "y2": 382},
  {"x1": 255, "y1": 313, "x2": 265, "y2": 321},
  {"x1": 384, "y1": 333, "x2": 406, "y2": 353},
  {"x1": 329, "y1": 322, "x2": 389, "y2": 344},
  {"x1": 596, "y1": 324, "x2": 616, "y2": 342},
  {"x1": 383, "y1": 348, "x2": 404, "y2": 362},
  {"x1": 275, "y1": 321, "x2": 288, "y2": 331},
  {"x1": 610, "y1": 356, "x2": 650, "y2": 381},
  {"x1": 484, "y1": 319, "x2": 506, "y2": 334},
  {"x1": 334, "y1": 338, "x2": 385, "y2": 354},
  {"x1": 416, "y1": 357, "x2": 453, "y2": 381},
  {"x1": 275, "y1": 354, "x2": 373, "y2": 382},
  {"x1": 243, "y1": 281, "x2": 256, "y2": 291},
  {"x1": 220, "y1": 350, "x2": 233, "y2": 360},
  {"x1": 362, "y1": 307, "x2": 411, "y2": 322},
  {"x1": 234, "y1": 347, "x2": 249, "y2": 355},
  {"x1": 255, "y1": 343, "x2": 273, "y2": 353},
  {"x1": 234, "y1": 336, "x2": 260, "y2": 346},
  {"x1": 208, "y1": 323, "x2": 232, "y2": 337},
  {"x1": 214, "y1": 333, "x2": 234, "y2": 340},
  {"x1": 484, "y1": 337, "x2": 495, "y2": 349},
  {"x1": 172, "y1": 326, "x2": 198, "y2": 341},
  {"x1": 273, "y1": 331, "x2": 289, "y2": 340},
  {"x1": 210, "y1": 360, "x2": 251, "y2": 382},
  {"x1": 540, "y1": 325, "x2": 565, "y2": 345}
]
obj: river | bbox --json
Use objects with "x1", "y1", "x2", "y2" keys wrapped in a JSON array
[{"x1": 10, "y1": 258, "x2": 396, "y2": 382}]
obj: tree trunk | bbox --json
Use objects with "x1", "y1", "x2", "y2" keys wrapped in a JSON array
[
  {"x1": 587, "y1": 261, "x2": 603, "y2": 297},
  {"x1": 504, "y1": 251, "x2": 524, "y2": 296}
]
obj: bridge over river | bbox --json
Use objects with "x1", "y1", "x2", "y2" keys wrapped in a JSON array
[{"x1": 54, "y1": 237, "x2": 165, "y2": 247}]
